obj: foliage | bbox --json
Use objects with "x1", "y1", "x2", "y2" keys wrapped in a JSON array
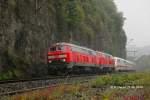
[
  {"x1": 0, "y1": 48, "x2": 32, "y2": 80},
  {"x1": 91, "y1": 72, "x2": 150, "y2": 87},
  {"x1": 56, "y1": 0, "x2": 126, "y2": 58}
]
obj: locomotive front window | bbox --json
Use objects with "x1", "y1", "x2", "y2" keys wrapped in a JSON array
[
  {"x1": 50, "y1": 47, "x2": 56, "y2": 51},
  {"x1": 50, "y1": 45, "x2": 64, "y2": 51}
]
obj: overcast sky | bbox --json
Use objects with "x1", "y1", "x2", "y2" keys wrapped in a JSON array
[{"x1": 114, "y1": 0, "x2": 150, "y2": 47}]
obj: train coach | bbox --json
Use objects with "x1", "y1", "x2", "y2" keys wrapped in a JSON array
[
  {"x1": 114, "y1": 57, "x2": 136, "y2": 72},
  {"x1": 47, "y1": 42, "x2": 135, "y2": 74}
]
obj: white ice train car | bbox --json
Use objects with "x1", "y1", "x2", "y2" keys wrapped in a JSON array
[{"x1": 114, "y1": 57, "x2": 135, "y2": 72}]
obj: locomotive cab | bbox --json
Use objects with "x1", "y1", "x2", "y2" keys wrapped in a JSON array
[{"x1": 48, "y1": 44, "x2": 68, "y2": 63}]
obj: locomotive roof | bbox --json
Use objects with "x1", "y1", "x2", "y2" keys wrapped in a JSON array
[
  {"x1": 56, "y1": 42, "x2": 114, "y2": 57},
  {"x1": 56, "y1": 42, "x2": 95, "y2": 52}
]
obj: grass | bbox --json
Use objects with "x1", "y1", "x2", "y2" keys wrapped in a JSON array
[
  {"x1": 2, "y1": 71, "x2": 150, "y2": 100},
  {"x1": 2, "y1": 84, "x2": 89, "y2": 100},
  {"x1": 91, "y1": 72, "x2": 150, "y2": 87}
]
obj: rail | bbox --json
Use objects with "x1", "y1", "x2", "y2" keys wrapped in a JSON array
[{"x1": 0, "y1": 74, "x2": 98, "y2": 96}]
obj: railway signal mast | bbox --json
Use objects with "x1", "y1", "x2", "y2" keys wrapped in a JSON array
[{"x1": 126, "y1": 39, "x2": 138, "y2": 58}]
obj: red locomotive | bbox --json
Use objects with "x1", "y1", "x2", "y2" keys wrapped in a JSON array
[
  {"x1": 47, "y1": 43, "x2": 135, "y2": 74},
  {"x1": 47, "y1": 42, "x2": 135, "y2": 74}
]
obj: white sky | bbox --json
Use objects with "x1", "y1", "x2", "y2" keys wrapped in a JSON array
[{"x1": 114, "y1": 0, "x2": 150, "y2": 47}]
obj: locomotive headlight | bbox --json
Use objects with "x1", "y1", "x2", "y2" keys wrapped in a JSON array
[
  {"x1": 48, "y1": 60, "x2": 52, "y2": 63},
  {"x1": 62, "y1": 59, "x2": 66, "y2": 62}
]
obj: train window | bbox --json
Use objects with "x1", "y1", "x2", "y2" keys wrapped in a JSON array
[
  {"x1": 105, "y1": 54, "x2": 111, "y2": 58},
  {"x1": 50, "y1": 47, "x2": 56, "y2": 51},
  {"x1": 57, "y1": 46, "x2": 61, "y2": 50},
  {"x1": 91, "y1": 51, "x2": 96, "y2": 55},
  {"x1": 71, "y1": 46, "x2": 94, "y2": 55},
  {"x1": 81, "y1": 48, "x2": 85, "y2": 53},
  {"x1": 85, "y1": 50, "x2": 89, "y2": 54},
  {"x1": 57, "y1": 45, "x2": 64, "y2": 51},
  {"x1": 72, "y1": 46, "x2": 86, "y2": 54},
  {"x1": 88, "y1": 50, "x2": 92, "y2": 55},
  {"x1": 50, "y1": 45, "x2": 64, "y2": 51},
  {"x1": 71, "y1": 46, "x2": 78, "y2": 52},
  {"x1": 124, "y1": 61, "x2": 126, "y2": 64}
]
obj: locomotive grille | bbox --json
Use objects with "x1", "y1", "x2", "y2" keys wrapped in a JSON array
[{"x1": 48, "y1": 54, "x2": 67, "y2": 59}]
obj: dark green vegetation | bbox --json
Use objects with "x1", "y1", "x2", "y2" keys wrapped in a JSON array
[{"x1": 0, "y1": 0, "x2": 126, "y2": 79}]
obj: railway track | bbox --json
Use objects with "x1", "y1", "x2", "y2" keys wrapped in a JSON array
[{"x1": 0, "y1": 74, "x2": 98, "y2": 96}]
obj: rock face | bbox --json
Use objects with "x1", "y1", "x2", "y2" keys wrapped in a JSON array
[{"x1": 0, "y1": 0, "x2": 126, "y2": 78}]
